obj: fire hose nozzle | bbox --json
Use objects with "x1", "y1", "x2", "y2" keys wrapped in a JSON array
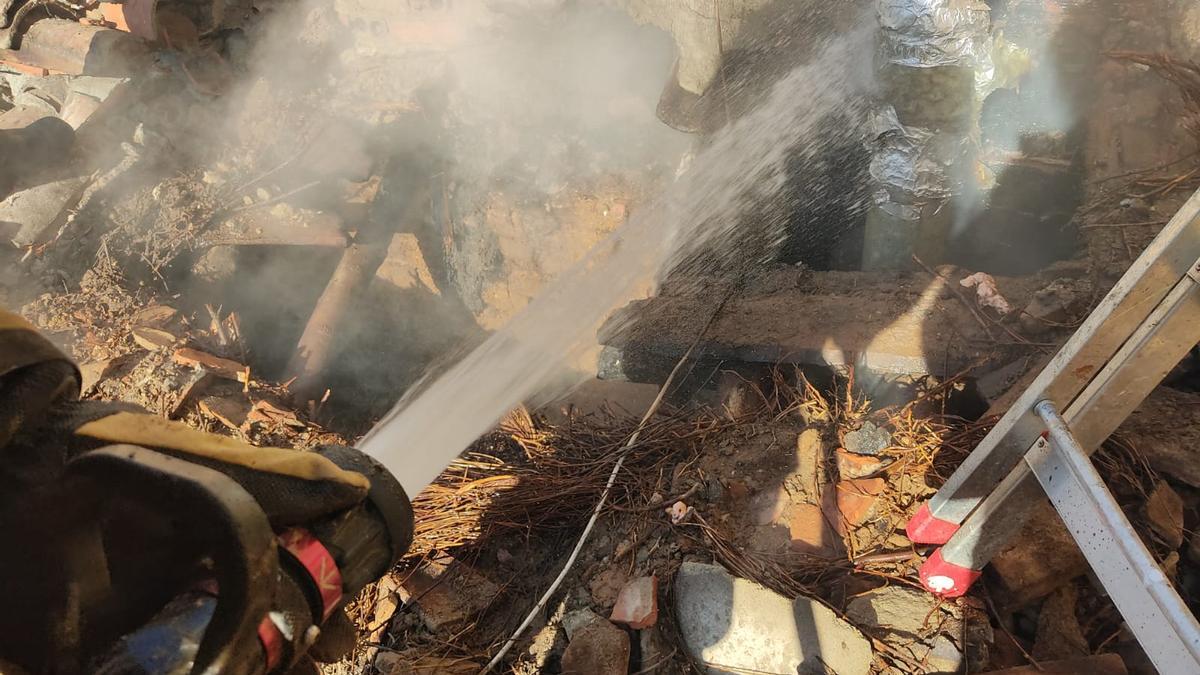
[{"x1": 88, "y1": 445, "x2": 413, "y2": 675}]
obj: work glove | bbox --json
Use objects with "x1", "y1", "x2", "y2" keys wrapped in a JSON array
[{"x1": 0, "y1": 308, "x2": 373, "y2": 674}]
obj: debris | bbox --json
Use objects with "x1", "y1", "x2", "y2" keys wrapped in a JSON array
[
  {"x1": 588, "y1": 566, "x2": 629, "y2": 609},
  {"x1": 836, "y1": 447, "x2": 891, "y2": 479},
  {"x1": 172, "y1": 348, "x2": 248, "y2": 381},
  {"x1": 960, "y1": 271, "x2": 1013, "y2": 314},
  {"x1": 59, "y1": 90, "x2": 102, "y2": 130},
  {"x1": 793, "y1": 428, "x2": 825, "y2": 501},
  {"x1": 97, "y1": 0, "x2": 157, "y2": 40},
  {"x1": 374, "y1": 650, "x2": 477, "y2": 674},
  {"x1": 198, "y1": 207, "x2": 346, "y2": 248},
  {"x1": 78, "y1": 358, "x2": 118, "y2": 394},
  {"x1": 751, "y1": 487, "x2": 787, "y2": 525},
  {"x1": 1032, "y1": 585, "x2": 1090, "y2": 662},
  {"x1": 130, "y1": 326, "x2": 176, "y2": 351},
  {"x1": 562, "y1": 608, "x2": 604, "y2": 640},
  {"x1": 198, "y1": 395, "x2": 251, "y2": 431},
  {"x1": 285, "y1": 242, "x2": 387, "y2": 402},
  {"x1": 842, "y1": 421, "x2": 891, "y2": 456},
  {"x1": 243, "y1": 400, "x2": 304, "y2": 429},
  {"x1": 989, "y1": 499, "x2": 1088, "y2": 609},
  {"x1": 367, "y1": 574, "x2": 400, "y2": 638},
  {"x1": 666, "y1": 500, "x2": 692, "y2": 524},
  {"x1": 376, "y1": 232, "x2": 442, "y2": 294},
  {"x1": 979, "y1": 653, "x2": 1128, "y2": 674},
  {"x1": 638, "y1": 625, "x2": 674, "y2": 674},
  {"x1": 674, "y1": 562, "x2": 872, "y2": 675},
  {"x1": 927, "y1": 635, "x2": 969, "y2": 672},
  {"x1": 785, "y1": 502, "x2": 842, "y2": 557},
  {"x1": 609, "y1": 576, "x2": 657, "y2": 629},
  {"x1": 560, "y1": 617, "x2": 630, "y2": 675},
  {"x1": 601, "y1": 268, "x2": 1036, "y2": 381},
  {"x1": 1120, "y1": 387, "x2": 1200, "y2": 488},
  {"x1": 846, "y1": 584, "x2": 954, "y2": 636},
  {"x1": 191, "y1": 246, "x2": 238, "y2": 286},
  {"x1": 131, "y1": 305, "x2": 178, "y2": 327},
  {"x1": 397, "y1": 557, "x2": 501, "y2": 632},
  {"x1": 1019, "y1": 279, "x2": 1087, "y2": 334},
  {"x1": 832, "y1": 477, "x2": 886, "y2": 531},
  {"x1": 846, "y1": 585, "x2": 965, "y2": 673},
  {"x1": 0, "y1": 176, "x2": 88, "y2": 247},
  {"x1": 167, "y1": 370, "x2": 209, "y2": 419},
  {"x1": 1144, "y1": 480, "x2": 1185, "y2": 549},
  {"x1": 9, "y1": 20, "x2": 150, "y2": 77}
]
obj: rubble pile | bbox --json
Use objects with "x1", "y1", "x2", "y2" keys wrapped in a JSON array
[{"x1": 2, "y1": 0, "x2": 1200, "y2": 673}]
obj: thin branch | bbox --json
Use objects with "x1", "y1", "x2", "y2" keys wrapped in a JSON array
[{"x1": 481, "y1": 286, "x2": 737, "y2": 672}]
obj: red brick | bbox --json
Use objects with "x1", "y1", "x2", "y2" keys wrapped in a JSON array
[{"x1": 835, "y1": 448, "x2": 889, "y2": 480}]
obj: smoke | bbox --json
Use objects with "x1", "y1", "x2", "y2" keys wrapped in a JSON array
[
  {"x1": 168, "y1": 0, "x2": 698, "y2": 396},
  {"x1": 359, "y1": 16, "x2": 878, "y2": 494}
]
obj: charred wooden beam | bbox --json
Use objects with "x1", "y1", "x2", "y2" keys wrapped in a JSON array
[{"x1": 283, "y1": 242, "x2": 387, "y2": 402}]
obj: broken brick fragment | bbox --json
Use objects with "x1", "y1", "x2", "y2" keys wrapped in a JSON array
[
  {"x1": 173, "y1": 348, "x2": 248, "y2": 381},
  {"x1": 835, "y1": 447, "x2": 891, "y2": 480},
  {"x1": 610, "y1": 575, "x2": 658, "y2": 629},
  {"x1": 832, "y1": 478, "x2": 886, "y2": 530}
]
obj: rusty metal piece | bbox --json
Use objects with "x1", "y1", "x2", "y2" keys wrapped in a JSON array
[
  {"x1": 14, "y1": 19, "x2": 150, "y2": 77},
  {"x1": 284, "y1": 243, "x2": 387, "y2": 402}
]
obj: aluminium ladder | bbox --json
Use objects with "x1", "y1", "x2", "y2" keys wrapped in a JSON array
[{"x1": 905, "y1": 187, "x2": 1200, "y2": 674}]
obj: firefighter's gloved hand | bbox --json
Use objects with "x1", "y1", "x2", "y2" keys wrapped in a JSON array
[
  {"x1": 69, "y1": 409, "x2": 370, "y2": 526},
  {"x1": 0, "y1": 308, "x2": 371, "y2": 671},
  {"x1": 1, "y1": 307, "x2": 370, "y2": 523}
]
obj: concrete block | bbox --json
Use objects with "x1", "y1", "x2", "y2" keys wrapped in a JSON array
[{"x1": 675, "y1": 562, "x2": 872, "y2": 675}]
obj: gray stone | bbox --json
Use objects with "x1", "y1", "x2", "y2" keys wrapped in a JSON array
[
  {"x1": 843, "y1": 421, "x2": 891, "y2": 456},
  {"x1": 926, "y1": 635, "x2": 963, "y2": 673},
  {"x1": 846, "y1": 585, "x2": 964, "y2": 674},
  {"x1": 846, "y1": 585, "x2": 953, "y2": 635},
  {"x1": 562, "y1": 607, "x2": 603, "y2": 640},
  {"x1": 675, "y1": 562, "x2": 872, "y2": 675}
]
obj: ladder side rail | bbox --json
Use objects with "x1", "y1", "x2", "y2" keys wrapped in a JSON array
[
  {"x1": 921, "y1": 263, "x2": 1200, "y2": 591},
  {"x1": 911, "y1": 188, "x2": 1200, "y2": 537},
  {"x1": 1030, "y1": 400, "x2": 1200, "y2": 673}
]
